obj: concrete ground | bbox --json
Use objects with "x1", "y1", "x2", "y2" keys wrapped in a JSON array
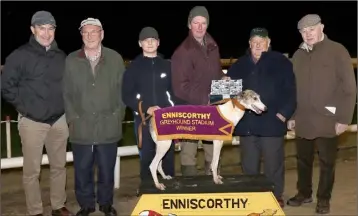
[{"x1": 1, "y1": 138, "x2": 357, "y2": 216}]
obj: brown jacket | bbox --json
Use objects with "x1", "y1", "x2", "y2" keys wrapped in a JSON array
[
  {"x1": 292, "y1": 35, "x2": 356, "y2": 139},
  {"x1": 171, "y1": 31, "x2": 224, "y2": 105}
]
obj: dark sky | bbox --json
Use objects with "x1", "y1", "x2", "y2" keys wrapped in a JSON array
[{"x1": 1, "y1": 1, "x2": 357, "y2": 63}]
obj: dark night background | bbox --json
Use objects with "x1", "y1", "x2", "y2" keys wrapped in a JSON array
[{"x1": 1, "y1": 1, "x2": 357, "y2": 63}]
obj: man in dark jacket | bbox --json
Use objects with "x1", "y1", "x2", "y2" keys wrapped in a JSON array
[
  {"x1": 63, "y1": 18, "x2": 126, "y2": 216},
  {"x1": 171, "y1": 6, "x2": 226, "y2": 176},
  {"x1": 226, "y1": 28, "x2": 297, "y2": 208},
  {"x1": 122, "y1": 27, "x2": 175, "y2": 181},
  {"x1": 1, "y1": 11, "x2": 73, "y2": 216}
]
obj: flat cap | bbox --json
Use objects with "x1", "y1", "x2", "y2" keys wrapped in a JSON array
[
  {"x1": 297, "y1": 14, "x2": 321, "y2": 30},
  {"x1": 31, "y1": 11, "x2": 56, "y2": 27}
]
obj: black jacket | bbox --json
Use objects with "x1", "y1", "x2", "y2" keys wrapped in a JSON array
[
  {"x1": 227, "y1": 50, "x2": 297, "y2": 137},
  {"x1": 122, "y1": 54, "x2": 175, "y2": 115},
  {"x1": 1, "y1": 36, "x2": 67, "y2": 124}
]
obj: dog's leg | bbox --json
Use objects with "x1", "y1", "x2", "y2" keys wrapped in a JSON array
[
  {"x1": 158, "y1": 158, "x2": 172, "y2": 180},
  {"x1": 212, "y1": 140, "x2": 224, "y2": 184},
  {"x1": 149, "y1": 140, "x2": 172, "y2": 190}
]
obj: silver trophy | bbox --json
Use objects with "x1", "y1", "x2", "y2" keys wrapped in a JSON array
[{"x1": 210, "y1": 79, "x2": 243, "y2": 96}]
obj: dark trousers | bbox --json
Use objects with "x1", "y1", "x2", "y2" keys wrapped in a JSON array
[
  {"x1": 137, "y1": 117, "x2": 175, "y2": 181},
  {"x1": 72, "y1": 143, "x2": 118, "y2": 209},
  {"x1": 134, "y1": 117, "x2": 142, "y2": 158},
  {"x1": 295, "y1": 137, "x2": 338, "y2": 200},
  {"x1": 240, "y1": 136, "x2": 285, "y2": 198}
]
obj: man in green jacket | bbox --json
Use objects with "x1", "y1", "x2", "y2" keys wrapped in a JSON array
[
  {"x1": 286, "y1": 14, "x2": 356, "y2": 214},
  {"x1": 63, "y1": 18, "x2": 126, "y2": 216}
]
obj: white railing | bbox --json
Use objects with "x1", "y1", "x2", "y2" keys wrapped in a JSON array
[{"x1": 1, "y1": 116, "x2": 357, "y2": 189}]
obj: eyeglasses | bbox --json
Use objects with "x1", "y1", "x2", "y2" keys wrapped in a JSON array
[{"x1": 81, "y1": 30, "x2": 102, "y2": 36}]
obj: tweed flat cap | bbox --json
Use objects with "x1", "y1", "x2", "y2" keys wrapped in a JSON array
[{"x1": 297, "y1": 14, "x2": 321, "y2": 30}]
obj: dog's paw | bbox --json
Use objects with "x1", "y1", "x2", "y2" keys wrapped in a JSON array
[
  {"x1": 213, "y1": 177, "x2": 224, "y2": 184},
  {"x1": 163, "y1": 175, "x2": 172, "y2": 180},
  {"x1": 218, "y1": 175, "x2": 223, "y2": 180},
  {"x1": 155, "y1": 183, "x2": 166, "y2": 190}
]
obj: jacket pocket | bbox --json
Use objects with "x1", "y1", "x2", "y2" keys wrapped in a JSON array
[
  {"x1": 97, "y1": 110, "x2": 122, "y2": 142},
  {"x1": 70, "y1": 115, "x2": 91, "y2": 142}
]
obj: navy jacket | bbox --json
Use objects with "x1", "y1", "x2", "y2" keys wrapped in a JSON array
[
  {"x1": 227, "y1": 50, "x2": 296, "y2": 137},
  {"x1": 122, "y1": 54, "x2": 175, "y2": 115}
]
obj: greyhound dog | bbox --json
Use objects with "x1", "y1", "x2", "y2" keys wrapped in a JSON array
[{"x1": 148, "y1": 89, "x2": 267, "y2": 190}]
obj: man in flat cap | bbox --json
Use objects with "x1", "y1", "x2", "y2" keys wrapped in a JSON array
[
  {"x1": 1, "y1": 11, "x2": 73, "y2": 216},
  {"x1": 226, "y1": 27, "x2": 296, "y2": 208},
  {"x1": 171, "y1": 6, "x2": 227, "y2": 176},
  {"x1": 63, "y1": 18, "x2": 126, "y2": 216},
  {"x1": 122, "y1": 26, "x2": 176, "y2": 183},
  {"x1": 286, "y1": 14, "x2": 356, "y2": 214}
]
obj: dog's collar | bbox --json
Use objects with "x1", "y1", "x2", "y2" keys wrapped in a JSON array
[{"x1": 231, "y1": 99, "x2": 245, "y2": 111}]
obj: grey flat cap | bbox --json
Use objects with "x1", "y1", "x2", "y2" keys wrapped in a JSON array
[
  {"x1": 31, "y1": 11, "x2": 56, "y2": 27},
  {"x1": 297, "y1": 14, "x2": 321, "y2": 30}
]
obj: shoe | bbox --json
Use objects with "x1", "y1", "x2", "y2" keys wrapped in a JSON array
[
  {"x1": 99, "y1": 205, "x2": 117, "y2": 216},
  {"x1": 276, "y1": 197, "x2": 285, "y2": 208},
  {"x1": 52, "y1": 207, "x2": 74, "y2": 216},
  {"x1": 316, "y1": 199, "x2": 330, "y2": 214},
  {"x1": 75, "y1": 208, "x2": 95, "y2": 216},
  {"x1": 287, "y1": 193, "x2": 313, "y2": 207}
]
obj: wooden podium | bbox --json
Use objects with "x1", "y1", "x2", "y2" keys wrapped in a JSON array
[{"x1": 131, "y1": 174, "x2": 285, "y2": 216}]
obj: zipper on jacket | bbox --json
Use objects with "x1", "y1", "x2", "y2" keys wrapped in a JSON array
[{"x1": 152, "y1": 59, "x2": 157, "y2": 106}]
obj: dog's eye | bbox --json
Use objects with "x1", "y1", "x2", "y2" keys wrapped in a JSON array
[{"x1": 253, "y1": 97, "x2": 257, "y2": 101}]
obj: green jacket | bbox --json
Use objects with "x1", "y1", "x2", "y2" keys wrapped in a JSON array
[{"x1": 63, "y1": 46, "x2": 126, "y2": 145}]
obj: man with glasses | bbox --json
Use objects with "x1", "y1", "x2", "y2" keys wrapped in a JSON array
[
  {"x1": 63, "y1": 18, "x2": 126, "y2": 216},
  {"x1": 1, "y1": 11, "x2": 73, "y2": 216}
]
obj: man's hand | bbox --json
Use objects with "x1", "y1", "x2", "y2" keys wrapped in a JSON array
[
  {"x1": 147, "y1": 106, "x2": 161, "y2": 115},
  {"x1": 335, "y1": 122, "x2": 349, "y2": 135},
  {"x1": 221, "y1": 76, "x2": 231, "y2": 80},
  {"x1": 276, "y1": 113, "x2": 286, "y2": 122},
  {"x1": 287, "y1": 120, "x2": 295, "y2": 130}
]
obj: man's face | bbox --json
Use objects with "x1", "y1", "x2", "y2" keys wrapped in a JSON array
[
  {"x1": 30, "y1": 24, "x2": 56, "y2": 47},
  {"x1": 249, "y1": 36, "x2": 270, "y2": 59},
  {"x1": 139, "y1": 38, "x2": 159, "y2": 54},
  {"x1": 81, "y1": 25, "x2": 103, "y2": 49},
  {"x1": 189, "y1": 16, "x2": 208, "y2": 40},
  {"x1": 299, "y1": 23, "x2": 324, "y2": 46}
]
